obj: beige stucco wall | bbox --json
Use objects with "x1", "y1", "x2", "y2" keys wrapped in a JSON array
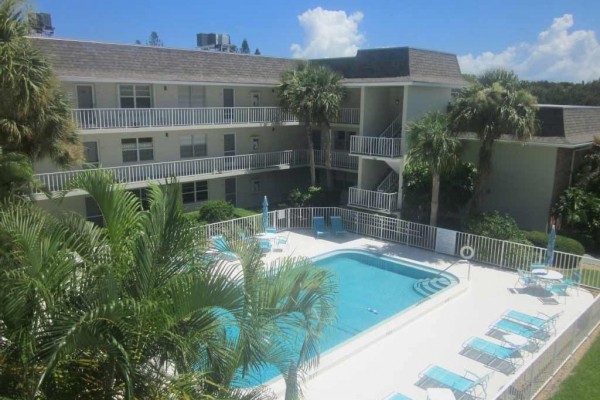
[
  {"x1": 63, "y1": 82, "x2": 281, "y2": 109},
  {"x1": 361, "y1": 87, "x2": 394, "y2": 137},
  {"x1": 461, "y1": 140, "x2": 558, "y2": 230}
]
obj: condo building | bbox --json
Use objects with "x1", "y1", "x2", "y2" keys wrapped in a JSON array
[{"x1": 30, "y1": 37, "x2": 466, "y2": 222}]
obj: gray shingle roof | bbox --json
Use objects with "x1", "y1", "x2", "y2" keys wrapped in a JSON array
[{"x1": 30, "y1": 37, "x2": 466, "y2": 86}]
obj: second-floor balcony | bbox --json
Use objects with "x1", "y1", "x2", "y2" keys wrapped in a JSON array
[
  {"x1": 72, "y1": 107, "x2": 360, "y2": 130},
  {"x1": 347, "y1": 187, "x2": 399, "y2": 214},
  {"x1": 34, "y1": 150, "x2": 357, "y2": 195},
  {"x1": 350, "y1": 136, "x2": 402, "y2": 158}
]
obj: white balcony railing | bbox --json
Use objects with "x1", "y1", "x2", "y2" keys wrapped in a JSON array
[
  {"x1": 34, "y1": 150, "x2": 358, "y2": 193},
  {"x1": 314, "y1": 150, "x2": 358, "y2": 170},
  {"x1": 347, "y1": 187, "x2": 398, "y2": 213},
  {"x1": 332, "y1": 108, "x2": 360, "y2": 125},
  {"x1": 350, "y1": 136, "x2": 402, "y2": 158},
  {"x1": 72, "y1": 107, "x2": 361, "y2": 130},
  {"x1": 35, "y1": 150, "x2": 309, "y2": 193}
]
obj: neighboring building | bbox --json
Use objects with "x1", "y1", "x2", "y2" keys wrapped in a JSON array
[
  {"x1": 29, "y1": 12, "x2": 54, "y2": 37},
  {"x1": 196, "y1": 32, "x2": 236, "y2": 52},
  {"x1": 459, "y1": 105, "x2": 600, "y2": 230},
  {"x1": 29, "y1": 37, "x2": 466, "y2": 223}
]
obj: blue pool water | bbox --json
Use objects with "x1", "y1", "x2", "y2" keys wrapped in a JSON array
[{"x1": 239, "y1": 250, "x2": 458, "y2": 386}]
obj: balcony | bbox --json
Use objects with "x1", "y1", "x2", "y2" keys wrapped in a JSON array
[
  {"x1": 349, "y1": 136, "x2": 402, "y2": 158},
  {"x1": 348, "y1": 187, "x2": 398, "y2": 213},
  {"x1": 314, "y1": 150, "x2": 358, "y2": 171},
  {"x1": 34, "y1": 150, "x2": 357, "y2": 195},
  {"x1": 72, "y1": 107, "x2": 360, "y2": 130}
]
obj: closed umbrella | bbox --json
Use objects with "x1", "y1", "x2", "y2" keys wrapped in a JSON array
[
  {"x1": 262, "y1": 195, "x2": 269, "y2": 231},
  {"x1": 545, "y1": 225, "x2": 556, "y2": 267}
]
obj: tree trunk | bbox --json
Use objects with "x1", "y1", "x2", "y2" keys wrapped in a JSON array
[
  {"x1": 306, "y1": 125, "x2": 316, "y2": 186},
  {"x1": 469, "y1": 137, "x2": 495, "y2": 213},
  {"x1": 323, "y1": 124, "x2": 333, "y2": 189},
  {"x1": 430, "y1": 172, "x2": 440, "y2": 226}
]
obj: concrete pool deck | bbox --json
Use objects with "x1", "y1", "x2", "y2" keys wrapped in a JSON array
[{"x1": 260, "y1": 230, "x2": 596, "y2": 400}]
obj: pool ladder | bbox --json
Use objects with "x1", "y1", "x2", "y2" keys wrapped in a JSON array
[{"x1": 412, "y1": 260, "x2": 470, "y2": 297}]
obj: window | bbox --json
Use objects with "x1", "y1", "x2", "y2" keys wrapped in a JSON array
[
  {"x1": 122, "y1": 138, "x2": 153, "y2": 162},
  {"x1": 334, "y1": 131, "x2": 356, "y2": 151},
  {"x1": 129, "y1": 188, "x2": 149, "y2": 210},
  {"x1": 251, "y1": 137, "x2": 260, "y2": 152},
  {"x1": 119, "y1": 84, "x2": 152, "y2": 108},
  {"x1": 83, "y1": 141, "x2": 99, "y2": 168},
  {"x1": 252, "y1": 179, "x2": 261, "y2": 194},
  {"x1": 180, "y1": 134, "x2": 207, "y2": 158},
  {"x1": 182, "y1": 180, "x2": 208, "y2": 204},
  {"x1": 250, "y1": 92, "x2": 260, "y2": 107},
  {"x1": 85, "y1": 197, "x2": 104, "y2": 226}
]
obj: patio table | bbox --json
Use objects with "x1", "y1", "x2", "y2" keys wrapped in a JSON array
[{"x1": 533, "y1": 270, "x2": 563, "y2": 281}]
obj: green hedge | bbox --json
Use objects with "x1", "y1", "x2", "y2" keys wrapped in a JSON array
[{"x1": 524, "y1": 231, "x2": 586, "y2": 256}]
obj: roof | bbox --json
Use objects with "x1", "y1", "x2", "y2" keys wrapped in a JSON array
[
  {"x1": 30, "y1": 37, "x2": 467, "y2": 87},
  {"x1": 314, "y1": 47, "x2": 467, "y2": 86},
  {"x1": 458, "y1": 105, "x2": 600, "y2": 147}
]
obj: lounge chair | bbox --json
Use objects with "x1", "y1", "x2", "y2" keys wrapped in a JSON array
[
  {"x1": 382, "y1": 393, "x2": 412, "y2": 400},
  {"x1": 460, "y1": 337, "x2": 523, "y2": 375},
  {"x1": 416, "y1": 365, "x2": 490, "y2": 400},
  {"x1": 312, "y1": 216, "x2": 327, "y2": 238},
  {"x1": 330, "y1": 216, "x2": 348, "y2": 235},
  {"x1": 489, "y1": 318, "x2": 550, "y2": 345},
  {"x1": 502, "y1": 310, "x2": 561, "y2": 335}
]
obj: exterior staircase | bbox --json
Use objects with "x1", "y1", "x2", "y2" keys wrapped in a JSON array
[
  {"x1": 376, "y1": 170, "x2": 399, "y2": 193},
  {"x1": 378, "y1": 115, "x2": 402, "y2": 138}
]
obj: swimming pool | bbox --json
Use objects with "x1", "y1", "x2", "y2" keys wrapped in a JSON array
[{"x1": 240, "y1": 250, "x2": 458, "y2": 386}]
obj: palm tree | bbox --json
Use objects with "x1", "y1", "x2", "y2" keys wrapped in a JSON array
[
  {"x1": 449, "y1": 69, "x2": 537, "y2": 212},
  {"x1": 0, "y1": 0, "x2": 82, "y2": 166},
  {"x1": 278, "y1": 62, "x2": 345, "y2": 188},
  {"x1": 407, "y1": 112, "x2": 460, "y2": 226},
  {"x1": 0, "y1": 170, "x2": 337, "y2": 399},
  {"x1": 0, "y1": 146, "x2": 40, "y2": 200}
]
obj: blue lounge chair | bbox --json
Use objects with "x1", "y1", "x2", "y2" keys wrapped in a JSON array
[
  {"x1": 461, "y1": 337, "x2": 523, "y2": 375},
  {"x1": 416, "y1": 365, "x2": 490, "y2": 400},
  {"x1": 503, "y1": 310, "x2": 561, "y2": 335},
  {"x1": 330, "y1": 216, "x2": 348, "y2": 235},
  {"x1": 382, "y1": 393, "x2": 412, "y2": 400},
  {"x1": 312, "y1": 216, "x2": 327, "y2": 238},
  {"x1": 489, "y1": 318, "x2": 550, "y2": 344}
]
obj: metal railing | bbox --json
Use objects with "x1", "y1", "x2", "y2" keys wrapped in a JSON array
[
  {"x1": 332, "y1": 108, "x2": 360, "y2": 125},
  {"x1": 379, "y1": 115, "x2": 403, "y2": 138},
  {"x1": 314, "y1": 150, "x2": 358, "y2": 171},
  {"x1": 347, "y1": 187, "x2": 399, "y2": 213},
  {"x1": 35, "y1": 150, "x2": 309, "y2": 192},
  {"x1": 349, "y1": 136, "x2": 402, "y2": 158},
  {"x1": 72, "y1": 107, "x2": 360, "y2": 130},
  {"x1": 376, "y1": 170, "x2": 399, "y2": 192},
  {"x1": 494, "y1": 295, "x2": 600, "y2": 400}
]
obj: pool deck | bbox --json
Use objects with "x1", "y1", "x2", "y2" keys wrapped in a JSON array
[{"x1": 261, "y1": 230, "x2": 596, "y2": 400}]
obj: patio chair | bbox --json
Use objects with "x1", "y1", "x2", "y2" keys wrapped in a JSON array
[
  {"x1": 259, "y1": 238, "x2": 272, "y2": 253},
  {"x1": 548, "y1": 283, "x2": 569, "y2": 304},
  {"x1": 265, "y1": 226, "x2": 277, "y2": 234},
  {"x1": 460, "y1": 337, "x2": 523, "y2": 375},
  {"x1": 330, "y1": 216, "x2": 348, "y2": 235},
  {"x1": 515, "y1": 270, "x2": 537, "y2": 288},
  {"x1": 563, "y1": 270, "x2": 581, "y2": 295},
  {"x1": 312, "y1": 216, "x2": 327, "y2": 238},
  {"x1": 210, "y1": 235, "x2": 238, "y2": 261},
  {"x1": 416, "y1": 365, "x2": 490, "y2": 400},
  {"x1": 489, "y1": 318, "x2": 550, "y2": 345},
  {"x1": 530, "y1": 263, "x2": 547, "y2": 271},
  {"x1": 502, "y1": 310, "x2": 561, "y2": 335},
  {"x1": 276, "y1": 232, "x2": 290, "y2": 251}
]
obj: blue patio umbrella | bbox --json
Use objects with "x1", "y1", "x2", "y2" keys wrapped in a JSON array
[
  {"x1": 545, "y1": 225, "x2": 557, "y2": 266},
  {"x1": 262, "y1": 195, "x2": 269, "y2": 230}
]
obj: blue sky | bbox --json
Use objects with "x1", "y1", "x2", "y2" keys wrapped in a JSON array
[{"x1": 34, "y1": 0, "x2": 600, "y2": 82}]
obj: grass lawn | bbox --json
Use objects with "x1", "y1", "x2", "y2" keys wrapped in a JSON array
[{"x1": 550, "y1": 332, "x2": 600, "y2": 400}]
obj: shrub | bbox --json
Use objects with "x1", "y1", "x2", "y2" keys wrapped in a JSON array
[
  {"x1": 524, "y1": 231, "x2": 586, "y2": 255},
  {"x1": 287, "y1": 186, "x2": 323, "y2": 207},
  {"x1": 465, "y1": 211, "x2": 531, "y2": 244},
  {"x1": 195, "y1": 200, "x2": 235, "y2": 223}
]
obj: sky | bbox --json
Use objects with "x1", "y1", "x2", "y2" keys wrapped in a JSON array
[{"x1": 34, "y1": 0, "x2": 600, "y2": 82}]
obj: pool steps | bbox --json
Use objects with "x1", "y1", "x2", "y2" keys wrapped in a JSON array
[{"x1": 413, "y1": 276, "x2": 453, "y2": 297}]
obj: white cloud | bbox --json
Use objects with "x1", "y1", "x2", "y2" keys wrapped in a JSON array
[
  {"x1": 290, "y1": 7, "x2": 365, "y2": 59},
  {"x1": 458, "y1": 14, "x2": 600, "y2": 82}
]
